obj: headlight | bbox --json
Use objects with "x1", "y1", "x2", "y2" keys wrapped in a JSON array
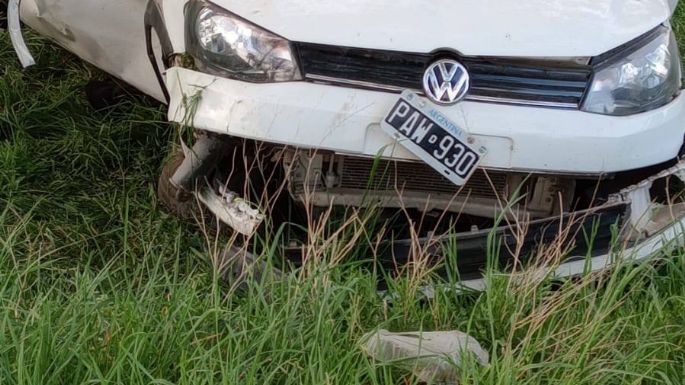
[
  {"x1": 582, "y1": 25, "x2": 682, "y2": 116},
  {"x1": 186, "y1": 1, "x2": 302, "y2": 82}
]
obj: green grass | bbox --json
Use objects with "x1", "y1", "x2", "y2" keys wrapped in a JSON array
[{"x1": 1, "y1": 6, "x2": 685, "y2": 385}]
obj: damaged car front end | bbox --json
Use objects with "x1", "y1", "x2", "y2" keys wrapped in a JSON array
[{"x1": 11, "y1": 0, "x2": 685, "y2": 281}]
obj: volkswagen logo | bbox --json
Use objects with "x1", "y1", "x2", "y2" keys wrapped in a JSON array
[{"x1": 422, "y1": 59, "x2": 470, "y2": 105}]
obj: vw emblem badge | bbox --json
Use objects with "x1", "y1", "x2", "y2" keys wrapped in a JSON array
[{"x1": 422, "y1": 59, "x2": 470, "y2": 105}]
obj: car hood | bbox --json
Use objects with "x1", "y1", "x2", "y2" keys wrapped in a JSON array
[{"x1": 211, "y1": 0, "x2": 676, "y2": 57}]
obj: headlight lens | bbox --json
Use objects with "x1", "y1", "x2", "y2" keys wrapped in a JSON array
[
  {"x1": 582, "y1": 26, "x2": 682, "y2": 116},
  {"x1": 186, "y1": 1, "x2": 302, "y2": 82}
]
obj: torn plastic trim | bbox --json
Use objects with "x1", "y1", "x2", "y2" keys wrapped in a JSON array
[
  {"x1": 170, "y1": 134, "x2": 232, "y2": 193},
  {"x1": 8, "y1": 0, "x2": 35, "y2": 68},
  {"x1": 386, "y1": 202, "x2": 627, "y2": 278},
  {"x1": 361, "y1": 329, "x2": 489, "y2": 383},
  {"x1": 167, "y1": 133, "x2": 265, "y2": 235},
  {"x1": 197, "y1": 184, "x2": 265, "y2": 236},
  {"x1": 392, "y1": 208, "x2": 685, "y2": 297},
  {"x1": 617, "y1": 159, "x2": 685, "y2": 235},
  {"x1": 423, "y1": 159, "x2": 685, "y2": 293},
  {"x1": 454, "y1": 213, "x2": 685, "y2": 293},
  {"x1": 380, "y1": 160, "x2": 685, "y2": 292}
]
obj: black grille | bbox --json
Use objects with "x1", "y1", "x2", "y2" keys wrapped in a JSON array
[
  {"x1": 340, "y1": 157, "x2": 507, "y2": 199},
  {"x1": 295, "y1": 43, "x2": 592, "y2": 108}
]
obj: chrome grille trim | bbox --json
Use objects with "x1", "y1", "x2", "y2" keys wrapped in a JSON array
[
  {"x1": 305, "y1": 74, "x2": 410, "y2": 93},
  {"x1": 465, "y1": 95, "x2": 578, "y2": 109},
  {"x1": 304, "y1": 74, "x2": 579, "y2": 109},
  {"x1": 295, "y1": 43, "x2": 593, "y2": 109}
]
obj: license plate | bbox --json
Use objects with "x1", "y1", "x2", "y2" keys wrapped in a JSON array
[{"x1": 381, "y1": 91, "x2": 486, "y2": 186}]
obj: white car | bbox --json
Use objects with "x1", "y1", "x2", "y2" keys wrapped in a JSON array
[{"x1": 7, "y1": 0, "x2": 685, "y2": 284}]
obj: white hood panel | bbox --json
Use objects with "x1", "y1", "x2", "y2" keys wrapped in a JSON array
[{"x1": 212, "y1": 0, "x2": 675, "y2": 57}]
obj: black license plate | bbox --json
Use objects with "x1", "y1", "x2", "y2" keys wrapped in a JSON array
[{"x1": 381, "y1": 92, "x2": 485, "y2": 186}]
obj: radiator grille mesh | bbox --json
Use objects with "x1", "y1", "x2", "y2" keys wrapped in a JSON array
[{"x1": 339, "y1": 157, "x2": 507, "y2": 199}]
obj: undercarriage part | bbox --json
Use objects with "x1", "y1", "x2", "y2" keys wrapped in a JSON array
[
  {"x1": 282, "y1": 151, "x2": 577, "y2": 220},
  {"x1": 387, "y1": 202, "x2": 628, "y2": 279},
  {"x1": 84, "y1": 79, "x2": 130, "y2": 110},
  {"x1": 8, "y1": 0, "x2": 35, "y2": 68},
  {"x1": 159, "y1": 135, "x2": 266, "y2": 235},
  {"x1": 170, "y1": 134, "x2": 233, "y2": 193},
  {"x1": 526, "y1": 176, "x2": 576, "y2": 215},
  {"x1": 197, "y1": 184, "x2": 265, "y2": 236},
  {"x1": 158, "y1": 149, "x2": 199, "y2": 220}
]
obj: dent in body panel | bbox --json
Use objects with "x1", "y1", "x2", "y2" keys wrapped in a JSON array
[
  {"x1": 21, "y1": 0, "x2": 166, "y2": 101},
  {"x1": 29, "y1": 0, "x2": 107, "y2": 69},
  {"x1": 20, "y1": 0, "x2": 116, "y2": 71},
  {"x1": 32, "y1": 0, "x2": 74, "y2": 41}
]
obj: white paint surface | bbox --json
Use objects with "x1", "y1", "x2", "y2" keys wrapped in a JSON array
[
  {"x1": 213, "y1": 0, "x2": 675, "y2": 57},
  {"x1": 167, "y1": 67, "x2": 685, "y2": 174},
  {"x1": 20, "y1": 0, "x2": 166, "y2": 101},
  {"x1": 17, "y1": 0, "x2": 685, "y2": 174}
]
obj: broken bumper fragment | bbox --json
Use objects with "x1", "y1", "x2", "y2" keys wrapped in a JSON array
[
  {"x1": 391, "y1": 160, "x2": 685, "y2": 291},
  {"x1": 7, "y1": 0, "x2": 35, "y2": 67}
]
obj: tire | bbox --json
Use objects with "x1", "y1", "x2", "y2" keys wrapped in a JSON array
[{"x1": 157, "y1": 150, "x2": 200, "y2": 220}]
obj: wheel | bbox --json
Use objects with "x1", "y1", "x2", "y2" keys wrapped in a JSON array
[{"x1": 157, "y1": 149, "x2": 200, "y2": 220}]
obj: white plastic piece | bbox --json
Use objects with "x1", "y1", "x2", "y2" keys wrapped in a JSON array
[
  {"x1": 197, "y1": 185, "x2": 265, "y2": 236},
  {"x1": 668, "y1": 0, "x2": 679, "y2": 14},
  {"x1": 8, "y1": 0, "x2": 35, "y2": 68},
  {"x1": 625, "y1": 184, "x2": 654, "y2": 233},
  {"x1": 219, "y1": 246, "x2": 283, "y2": 288},
  {"x1": 362, "y1": 329, "x2": 489, "y2": 384}
]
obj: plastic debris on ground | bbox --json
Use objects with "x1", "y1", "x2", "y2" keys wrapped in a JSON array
[{"x1": 361, "y1": 329, "x2": 489, "y2": 384}]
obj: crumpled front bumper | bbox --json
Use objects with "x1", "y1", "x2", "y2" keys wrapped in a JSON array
[
  {"x1": 166, "y1": 66, "x2": 685, "y2": 286},
  {"x1": 166, "y1": 66, "x2": 685, "y2": 175}
]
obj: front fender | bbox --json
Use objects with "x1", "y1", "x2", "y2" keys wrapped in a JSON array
[
  {"x1": 144, "y1": 0, "x2": 175, "y2": 102},
  {"x1": 151, "y1": 0, "x2": 187, "y2": 54},
  {"x1": 144, "y1": 0, "x2": 189, "y2": 103},
  {"x1": 144, "y1": 0, "x2": 174, "y2": 63}
]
